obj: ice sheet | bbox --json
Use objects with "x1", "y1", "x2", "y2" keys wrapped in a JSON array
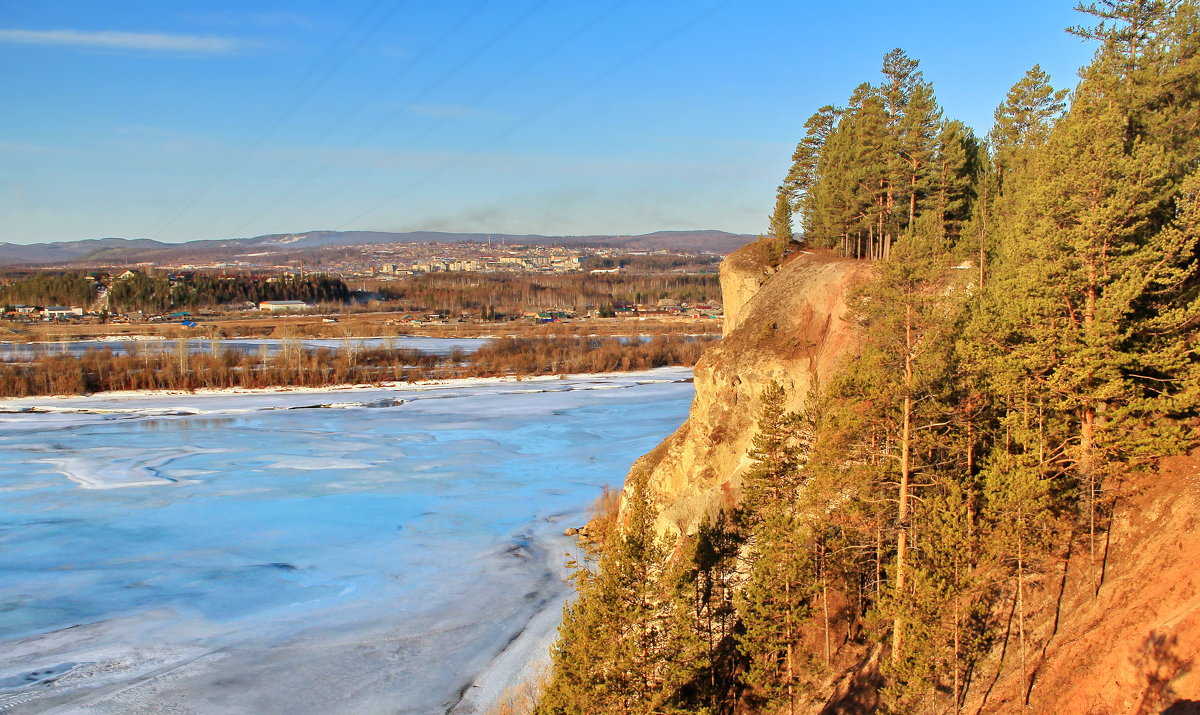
[
  {"x1": 0, "y1": 336, "x2": 489, "y2": 360},
  {"x1": 0, "y1": 367, "x2": 694, "y2": 713}
]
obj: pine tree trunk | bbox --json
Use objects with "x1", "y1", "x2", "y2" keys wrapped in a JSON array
[
  {"x1": 892, "y1": 303, "x2": 915, "y2": 664},
  {"x1": 1083, "y1": 277, "x2": 1099, "y2": 597},
  {"x1": 1018, "y1": 521, "x2": 1028, "y2": 706},
  {"x1": 909, "y1": 170, "x2": 918, "y2": 228},
  {"x1": 875, "y1": 528, "x2": 882, "y2": 601},
  {"x1": 978, "y1": 183, "x2": 987, "y2": 288},
  {"x1": 953, "y1": 589, "x2": 961, "y2": 713},
  {"x1": 1083, "y1": 404, "x2": 1098, "y2": 596},
  {"x1": 822, "y1": 545, "x2": 831, "y2": 665},
  {"x1": 786, "y1": 575, "x2": 795, "y2": 715},
  {"x1": 878, "y1": 212, "x2": 885, "y2": 260}
]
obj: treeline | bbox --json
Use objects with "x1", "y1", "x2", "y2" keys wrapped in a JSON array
[
  {"x1": 107, "y1": 273, "x2": 349, "y2": 313},
  {"x1": 538, "y1": 3, "x2": 1200, "y2": 713},
  {"x1": 0, "y1": 273, "x2": 98, "y2": 308},
  {"x1": 365, "y1": 272, "x2": 720, "y2": 315},
  {"x1": 782, "y1": 50, "x2": 981, "y2": 261},
  {"x1": 583, "y1": 255, "x2": 722, "y2": 272},
  {"x1": 0, "y1": 335, "x2": 714, "y2": 396},
  {"x1": 0, "y1": 271, "x2": 350, "y2": 313},
  {"x1": 469, "y1": 336, "x2": 712, "y2": 377}
]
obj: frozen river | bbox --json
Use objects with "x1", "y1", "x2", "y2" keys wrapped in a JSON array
[
  {"x1": 0, "y1": 336, "x2": 490, "y2": 360},
  {"x1": 0, "y1": 368, "x2": 694, "y2": 713}
]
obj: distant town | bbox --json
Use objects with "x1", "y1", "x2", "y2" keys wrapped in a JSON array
[
  {"x1": 0, "y1": 242, "x2": 727, "y2": 332},
  {"x1": 154, "y1": 241, "x2": 720, "y2": 277}
]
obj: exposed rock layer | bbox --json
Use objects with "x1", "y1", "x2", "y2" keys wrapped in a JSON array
[{"x1": 626, "y1": 244, "x2": 870, "y2": 538}]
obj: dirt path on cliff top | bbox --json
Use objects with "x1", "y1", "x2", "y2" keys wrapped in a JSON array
[{"x1": 973, "y1": 451, "x2": 1200, "y2": 714}]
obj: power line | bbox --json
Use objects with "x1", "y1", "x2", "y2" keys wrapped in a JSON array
[
  {"x1": 220, "y1": 0, "x2": 553, "y2": 240},
  {"x1": 335, "y1": 1, "x2": 728, "y2": 231},
  {"x1": 144, "y1": 0, "x2": 405, "y2": 240},
  {"x1": 191, "y1": 0, "x2": 491, "y2": 242},
  {"x1": 305, "y1": 0, "x2": 630, "y2": 226},
  {"x1": 189, "y1": 0, "x2": 489, "y2": 241}
]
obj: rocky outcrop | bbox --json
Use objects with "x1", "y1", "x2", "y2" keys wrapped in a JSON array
[
  {"x1": 625, "y1": 244, "x2": 871, "y2": 538},
  {"x1": 718, "y1": 241, "x2": 779, "y2": 337}
]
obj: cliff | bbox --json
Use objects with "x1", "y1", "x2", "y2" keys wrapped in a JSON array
[
  {"x1": 626, "y1": 243, "x2": 871, "y2": 538},
  {"x1": 620, "y1": 241, "x2": 1200, "y2": 712}
]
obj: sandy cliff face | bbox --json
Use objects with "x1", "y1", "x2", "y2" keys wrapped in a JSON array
[
  {"x1": 718, "y1": 243, "x2": 778, "y2": 337},
  {"x1": 966, "y1": 450, "x2": 1200, "y2": 714},
  {"x1": 627, "y1": 244, "x2": 871, "y2": 538}
]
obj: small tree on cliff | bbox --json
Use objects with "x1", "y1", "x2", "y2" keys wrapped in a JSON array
[
  {"x1": 661, "y1": 511, "x2": 743, "y2": 712},
  {"x1": 736, "y1": 383, "x2": 820, "y2": 713},
  {"x1": 740, "y1": 382, "x2": 806, "y2": 520},
  {"x1": 537, "y1": 472, "x2": 670, "y2": 714},
  {"x1": 768, "y1": 188, "x2": 796, "y2": 264}
]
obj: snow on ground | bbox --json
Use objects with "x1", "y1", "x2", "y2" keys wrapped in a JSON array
[{"x1": 0, "y1": 367, "x2": 694, "y2": 713}]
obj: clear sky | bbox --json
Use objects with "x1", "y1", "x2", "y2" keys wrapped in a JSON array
[{"x1": 1, "y1": 1, "x2": 1099, "y2": 244}]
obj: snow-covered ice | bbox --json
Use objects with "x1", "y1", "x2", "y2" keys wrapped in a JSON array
[
  {"x1": 0, "y1": 367, "x2": 694, "y2": 713},
  {"x1": 0, "y1": 336, "x2": 489, "y2": 360}
]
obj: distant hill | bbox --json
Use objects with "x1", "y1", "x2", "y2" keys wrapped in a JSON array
[
  {"x1": 0, "y1": 230, "x2": 756, "y2": 267},
  {"x1": 0, "y1": 238, "x2": 170, "y2": 266},
  {"x1": 241, "y1": 229, "x2": 754, "y2": 252}
]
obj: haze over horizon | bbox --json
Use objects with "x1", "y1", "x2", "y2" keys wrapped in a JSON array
[{"x1": 2, "y1": 1, "x2": 1095, "y2": 245}]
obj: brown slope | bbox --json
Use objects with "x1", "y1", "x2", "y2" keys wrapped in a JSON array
[{"x1": 969, "y1": 451, "x2": 1200, "y2": 714}]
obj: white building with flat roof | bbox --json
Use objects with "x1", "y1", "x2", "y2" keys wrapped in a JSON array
[
  {"x1": 258, "y1": 300, "x2": 312, "y2": 312},
  {"x1": 42, "y1": 306, "x2": 84, "y2": 319}
]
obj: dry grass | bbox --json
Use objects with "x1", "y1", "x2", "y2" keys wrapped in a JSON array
[
  {"x1": 484, "y1": 664, "x2": 550, "y2": 715},
  {"x1": 585, "y1": 483, "x2": 623, "y2": 548},
  {"x1": 10, "y1": 314, "x2": 720, "y2": 343}
]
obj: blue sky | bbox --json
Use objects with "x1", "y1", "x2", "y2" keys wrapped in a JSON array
[{"x1": 1, "y1": 1, "x2": 1098, "y2": 244}]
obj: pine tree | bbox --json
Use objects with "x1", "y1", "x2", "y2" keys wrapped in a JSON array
[
  {"x1": 988, "y1": 65, "x2": 1069, "y2": 187},
  {"x1": 879, "y1": 49, "x2": 943, "y2": 241},
  {"x1": 737, "y1": 508, "x2": 817, "y2": 714},
  {"x1": 736, "y1": 384, "x2": 819, "y2": 713},
  {"x1": 786, "y1": 105, "x2": 842, "y2": 223},
  {"x1": 739, "y1": 382, "x2": 805, "y2": 516},
  {"x1": 767, "y1": 188, "x2": 795, "y2": 264},
  {"x1": 538, "y1": 473, "x2": 669, "y2": 714},
  {"x1": 663, "y1": 512, "x2": 743, "y2": 712},
  {"x1": 883, "y1": 481, "x2": 987, "y2": 712},
  {"x1": 987, "y1": 14, "x2": 1199, "y2": 590},
  {"x1": 982, "y1": 451, "x2": 1056, "y2": 708},
  {"x1": 849, "y1": 228, "x2": 965, "y2": 665},
  {"x1": 931, "y1": 119, "x2": 982, "y2": 246}
]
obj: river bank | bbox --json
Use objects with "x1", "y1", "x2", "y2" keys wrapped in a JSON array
[
  {"x1": 1, "y1": 314, "x2": 721, "y2": 343},
  {"x1": 0, "y1": 334, "x2": 713, "y2": 398}
]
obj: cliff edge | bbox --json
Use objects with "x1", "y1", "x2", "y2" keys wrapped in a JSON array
[{"x1": 627, "y1": 244, "x2": 871, "y2": 538}]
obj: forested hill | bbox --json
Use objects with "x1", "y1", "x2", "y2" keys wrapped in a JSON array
[{"x1": 535, "y1": 1, "x2": 1200, "y2": 712}]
